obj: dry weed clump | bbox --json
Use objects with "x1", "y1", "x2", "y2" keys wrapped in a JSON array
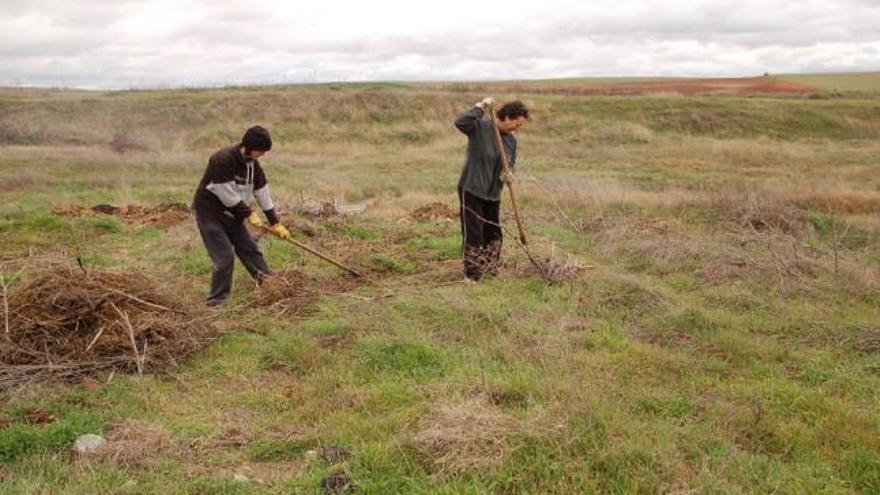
[
  {"x1": 615, "y1": 235, "x2": 705, "y2": 271},
  {"x1": 0, "y1": 175, "x2": 49, "y2": 193},
  {"x1": 409, "y1": 202, "x2": 458, "y2": 222},
  {"x1": 839, "y1": 326, "x2": 880, "y2": 354},
  {"x1": 592, "y1": 218, "x2": 718, "y2": 275},
  {"x1": 704, "y1": 191, "x2": 809, "y2": 235},
  {"x1": 108, "y1": 129, "x2": 155, "y2": 153},
  {"x1": 594, "y1": 122, "x2": 654, "y2": 143},
  {"x1": 409, "y1": 398, "x2": 540, "y2": 477},
  {"x1": 697, "y1": 258, "x2": 753, "y2": 285},
  {"x1": 532, "y1": 247, "x2": 588, "y2": 284},
  {"x1": 0, "y1": 260, "x2": 215, "y2": 390},
  {"x1": 787, "y1": 192, "x2": 880, "y2": 215},
  {"x1": 94, "y1": 419, "x2": 176, "y2": 467},
  {"x1": 249, "y1": 268, "x2": 361, "y2": 316}
]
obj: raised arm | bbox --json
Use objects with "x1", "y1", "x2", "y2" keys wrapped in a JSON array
[{"x1": 454, "y1": 97, "x2": 496, "y2": 135}]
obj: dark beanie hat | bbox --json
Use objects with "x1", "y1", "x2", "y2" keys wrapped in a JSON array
[{"x1": 241, "y1": 125, "x2": 272, "y2": 152}]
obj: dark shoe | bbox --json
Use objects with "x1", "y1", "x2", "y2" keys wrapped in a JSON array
[{"x1": 206, "y1": 298, "x2": 226, "y2": 308}]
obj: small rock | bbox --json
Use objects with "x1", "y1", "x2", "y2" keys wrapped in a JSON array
[
  {"x1": 233, "y1": 473, "x2": 250, "y2": 483},
  {"x1": 73, "y1": 434, "x2": 106, "y2": 454}
]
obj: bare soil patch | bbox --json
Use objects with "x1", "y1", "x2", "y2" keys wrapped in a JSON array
[
  {"x1": 183, "y1": 460, "x2": 304, "y2": 484},
  {"x1": 53, "y1": 202, "x2": 191, "y2": 228},
  {"x1": 409, "y1": 202, "x2": 458, "y2": 222},
  {"x1": 497, "y1": 76, "x2": 818, "y2": 96}
]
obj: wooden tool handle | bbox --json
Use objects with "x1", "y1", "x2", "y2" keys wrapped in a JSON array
[
  {"x1": 490, "y1": 108, "x2": 528, "y2": 246},
  {"x1": 261, "y1": 226, "x2": 362, "y2": 277}
]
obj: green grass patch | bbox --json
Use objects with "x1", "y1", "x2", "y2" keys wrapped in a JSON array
[
  {"x1": 354, "y1": 337, "x2": 445, "y2": 381},
  {"x1": 0, "y1": 410, "x2": 103, "y2": 464}
]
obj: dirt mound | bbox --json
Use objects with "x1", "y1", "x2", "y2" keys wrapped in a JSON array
[
  {"x1": 0, "y1": 261, "x2": 216, "y2": 390},
  {"x1": 410, "y1": 202, "x2": 458, "y2": 222},
  {"x1": 249, "y1": 268, "x2": 362, "y2": 317},
  {"x1": 53, "y1": 202, "x2": 191, "y2": 227}
]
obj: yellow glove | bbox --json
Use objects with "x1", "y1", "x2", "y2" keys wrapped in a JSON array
[
  {"x1": 247, "y1": 211, "x2": 264, "y2": 228},
  {"x1": 269, "y1": 223, "x2": 291, "y2": 240}
]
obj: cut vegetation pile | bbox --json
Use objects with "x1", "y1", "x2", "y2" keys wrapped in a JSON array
[
  {"x1": 0, "y1": 261, "x2": 215, "y2": 391},
  {"x1": 250, "y1": 268, "x2": 361, "y2": 316}
]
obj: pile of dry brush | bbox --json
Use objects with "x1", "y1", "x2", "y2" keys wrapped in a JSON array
[{"x1": 0, "y1": 261, "x2": 216, "y2": 391}]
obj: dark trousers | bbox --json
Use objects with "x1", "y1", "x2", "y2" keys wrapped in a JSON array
[
  {"x1": 459, "y1": 188, "x2": 502, "y2": 280},
  {"x1": 196, "y1": 214, "x2": 271, "y2": 304}
]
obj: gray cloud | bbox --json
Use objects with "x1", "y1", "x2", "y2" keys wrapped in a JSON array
[{"x1": 0, "y1": 0, "x2": 878, "y2": 88}]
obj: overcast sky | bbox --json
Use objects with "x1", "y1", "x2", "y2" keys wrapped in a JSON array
[{"x1": 1, "y1": 0, "x2": 878, "y2": 89}]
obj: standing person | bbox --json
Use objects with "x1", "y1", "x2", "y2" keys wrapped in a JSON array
[
  {"x1": 192, "y1": 125, "x2": 291, "y2": 306},
  {"x1": 454, "y1": 98, "x2": 529, "y2": 281}
]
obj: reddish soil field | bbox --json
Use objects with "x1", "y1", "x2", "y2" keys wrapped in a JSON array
[{"x1": 500, "y1": 77, "x2": 820, "y2": 96}]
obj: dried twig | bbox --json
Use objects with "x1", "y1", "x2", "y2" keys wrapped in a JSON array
[
  {"x1": 85, "y1": 326, "x2": 106, "y2": 352},
  {"x1": 107, "y1": 288, "x2": 173, "y2": 312},
  {"x1": 1, "y1": 276, "x2": 8, "y2": 335},
  {"x1": 111, "y1": 302, "x2": 142, "y2": 377},
  {"x1": 520, "y1": 174, "x2": 582, "y2": 233},
  {"x1": 1, "y1": 255, "x2": 34, "y2": 334}
]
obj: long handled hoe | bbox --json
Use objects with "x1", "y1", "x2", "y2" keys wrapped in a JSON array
[
  {"x1": 489, "y1": 102, "x2": 528, "y2": 246},
  {"x1": 487, "y1": 102, "x2": 554, "y2": 277},
  {"x1": 258, "y1": 225, "x2": 362, "y2": 278}
]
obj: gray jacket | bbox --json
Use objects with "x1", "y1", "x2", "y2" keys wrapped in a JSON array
[{"x1": 455, "y1": 106, "x2": 517, "y2": 201}]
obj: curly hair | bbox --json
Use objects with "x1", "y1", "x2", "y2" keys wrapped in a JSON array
[{"x1": 496, "y1": 100, "x2": 529, "y2": 121}]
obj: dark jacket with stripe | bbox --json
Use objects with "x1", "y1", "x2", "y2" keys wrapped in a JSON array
[{"x1": 192, "y1": 145, "x2": 279, "y2": 227}]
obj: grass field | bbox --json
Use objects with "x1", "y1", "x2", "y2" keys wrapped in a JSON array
[
  {"x1": 778, "y1": 72, "x2": 880, "y2": 92},
  {"x1": 0, "y1": 78, "x2": 879, "y2": 494}
]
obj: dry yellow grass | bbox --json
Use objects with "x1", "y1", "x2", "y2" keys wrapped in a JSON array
[{"x1": 408, "y1": 397, "x2": 544, "y2": 477}]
